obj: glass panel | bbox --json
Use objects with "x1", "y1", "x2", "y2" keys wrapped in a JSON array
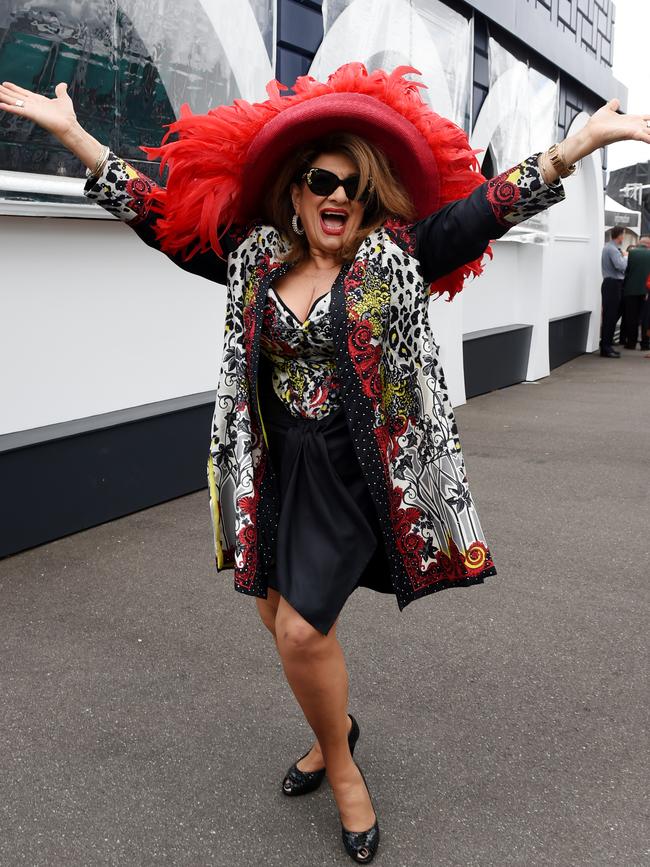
[
  {"x1": 0, "y1": 0, "x2": 275, "y2": 204},
  {"x1": 0, "y1": 0, "x2": 118, "y2": 178},
  {"x1": 487, "y1": 35, "x2": 558, "y2": 242},
  {"x1": 318, "y1": 0, "x2": 471, "y2": 128}
]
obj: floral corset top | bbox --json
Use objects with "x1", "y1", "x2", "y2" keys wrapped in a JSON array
[{"x1": 260, "y1": 286, "x2": 341, "y2": 420}]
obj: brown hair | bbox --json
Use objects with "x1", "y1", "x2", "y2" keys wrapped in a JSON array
[
  {"x1": 611, "y1": 225, "x2": 625, "y2": 240},
  {"x1": 263, "y1": 133, "x2": 416, "y2": 263}
]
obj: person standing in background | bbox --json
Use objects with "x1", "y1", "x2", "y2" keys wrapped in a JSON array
[
  {"x1": 600, "y1": 226, "x2": 627, "y2": 358},
  {"x1": 640, "y1": 278, "x2": 650, "y2": 352},
  {"x1": 622, "y1": 236, "x2": 650, "y2": 349},
  {"x1": 616, "y1": 243, "x2": 638, "y2": 347}
]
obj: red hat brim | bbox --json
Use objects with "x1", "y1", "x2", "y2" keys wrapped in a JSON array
[
  {"x1": 143, "y1": 63, "x2": 488, "y2": 299},
  {"x1": 241, "y1": 92, "x2": 440, "y2": 220}
]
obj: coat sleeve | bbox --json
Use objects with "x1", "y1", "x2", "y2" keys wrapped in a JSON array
[
  {"x1": 413, "y1": 154, "x2": 566, "y2": 284},
  {"x1": 83, "y1": 151, "x2": 230, "y2": 284}
]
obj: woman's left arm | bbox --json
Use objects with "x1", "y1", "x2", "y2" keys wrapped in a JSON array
[{"x1": 416, "y1": 99, "x2": 650, "y2": 284}]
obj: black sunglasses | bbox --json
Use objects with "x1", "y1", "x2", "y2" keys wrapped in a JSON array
[{"x1": 302, "y1": 167, "x2": 374, "y2": 202}]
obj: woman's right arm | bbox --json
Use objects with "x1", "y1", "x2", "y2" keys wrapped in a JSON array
[{"x1": 0, "y1": 80, "x2": 228, "y2": 283}]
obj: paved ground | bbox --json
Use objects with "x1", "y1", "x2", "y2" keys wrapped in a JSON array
[{"x1": 1, "y1": 349, "x2": 649, "y2": 867}]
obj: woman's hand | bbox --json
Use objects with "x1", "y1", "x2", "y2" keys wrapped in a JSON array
[
  {"x1": 0, "y1": 80, "x2": 106, "y2": 172},
  {"x1": 539, "y1": 98, "x2": 650, "y2": 184},
  {"x1": 0, "y1": 81, "x2": 77, "y2": 140},
  {"x1": 565, "y1": 98, "x2": 650, "y2": 164},
  {"x1": 580, "y1": 98, "x2": 650, "y2": 152}
]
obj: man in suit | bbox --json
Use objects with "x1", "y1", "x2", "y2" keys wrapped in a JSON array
[
  {"x1": 600, "y1": 226, "x2": 627, "y2": 357},
  {"x1": 622, "y1": 236, "x2": 650, "y2": 349}
]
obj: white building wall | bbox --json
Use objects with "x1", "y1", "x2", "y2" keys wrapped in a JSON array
[
  {"x1": 546, "y1": 114, "x2": 604, "y2": 352},
  {"x1": 0, "y1": 215, "x2": 224, "y2": 434}
]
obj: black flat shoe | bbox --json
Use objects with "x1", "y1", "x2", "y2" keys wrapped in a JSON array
[
  {"x1": 282, "y1": 714, "x2": 360, "y2": 797},
  {"x1": 340, "y1": 765, "x2": 379, "y2": 864},
  {"x1": 600, "y1": 348, "x2": 621, "y2": 358}
]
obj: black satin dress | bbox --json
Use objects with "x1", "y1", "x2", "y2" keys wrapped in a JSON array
[{"x1": 259, "y1": 287, "x2": 392, "y2": 635}]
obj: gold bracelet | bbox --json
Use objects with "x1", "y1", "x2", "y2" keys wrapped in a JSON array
[{"x1": 547, "y1": 142, "x2": 576, "y2": 178}]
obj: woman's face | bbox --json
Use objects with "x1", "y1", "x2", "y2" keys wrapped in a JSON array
[{"x1": 290, "y1": 151, "x2": 366, "y2": 257}]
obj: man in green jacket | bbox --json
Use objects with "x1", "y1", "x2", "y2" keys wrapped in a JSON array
[{"x1": 622, "y1": 236, "x2": 650, "y2": 349}]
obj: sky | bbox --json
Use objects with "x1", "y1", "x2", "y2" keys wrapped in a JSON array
[{"x1": 608, "y1": 0, "x2": 650, "y2": 173}]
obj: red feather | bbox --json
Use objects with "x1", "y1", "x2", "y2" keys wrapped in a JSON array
[{"x1": 141, "y1": 63, "x2": 489, "y2": 299}]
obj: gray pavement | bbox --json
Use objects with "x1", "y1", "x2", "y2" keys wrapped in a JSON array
[{"x1": 1, "y1": 349, "x2": 649, "y2": 867}]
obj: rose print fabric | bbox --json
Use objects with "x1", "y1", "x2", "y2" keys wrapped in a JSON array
[{"x1": 85, "y1": 152, "x2": 565, "y2": 611}]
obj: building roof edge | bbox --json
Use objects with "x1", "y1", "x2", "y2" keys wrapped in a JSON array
[{"x1": 466, "y1": 0, "x2": 628, "y2": 108}]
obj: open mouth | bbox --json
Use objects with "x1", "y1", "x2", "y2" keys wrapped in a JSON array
[{"x1": 319, "y1": 209, "x2": 349, "y2": 235}]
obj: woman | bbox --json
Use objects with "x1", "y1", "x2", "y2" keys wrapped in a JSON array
[{"x1": 2, "y1": 65, "x2": 648, "y2": 863}]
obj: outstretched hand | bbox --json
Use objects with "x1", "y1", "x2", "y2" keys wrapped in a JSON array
[
  {"x1": 0, "y1": 81, "x2": 77, "y2": 141},
  {"x1": 583, "y1": 98, "x2": 650, "y2": 150},
  {"x1": 0, "y1": 80, "x2": 105, "y2": 171}
]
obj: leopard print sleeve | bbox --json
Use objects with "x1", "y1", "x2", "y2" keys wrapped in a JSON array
[
  {"x1": 83, "y1": 152, "x2": 156, "y2": 224},
  {"x1": 83, "y1": 151, "x2": 231, "y2": 284},
  {"x1": 484, "y1": 153, "x2": 564, "y2": 227},
  {"x1": 411, "y1": 153, "x2": 565, "y2": 285}
]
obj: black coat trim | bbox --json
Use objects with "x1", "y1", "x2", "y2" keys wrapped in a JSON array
[{"x1": 330, "y1": 268, "x2": 413, "y2": 608}]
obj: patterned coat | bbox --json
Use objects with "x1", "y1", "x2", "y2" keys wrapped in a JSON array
[{"x1": 86, "y1": 153, "x2": 564, "y2": 611}]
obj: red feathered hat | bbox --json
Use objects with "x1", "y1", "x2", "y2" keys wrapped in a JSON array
[{"x1": 143, "y1": 63, "x2": 488, "y2": 298}]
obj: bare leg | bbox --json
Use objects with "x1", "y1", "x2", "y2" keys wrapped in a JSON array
[
  {"x1": 256, "y1": 588, "x2": 281, "y2": 641},
  {"x1": 256, "y1": 590, "x2": 351, "y2": 772},
  {"x1": 274, "y1": 596, "x2": 375, "y2": 832}
]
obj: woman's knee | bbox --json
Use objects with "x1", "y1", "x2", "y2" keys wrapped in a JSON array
[{"x1": 276, "y1": 611, "x2": 326, "y2": 657}]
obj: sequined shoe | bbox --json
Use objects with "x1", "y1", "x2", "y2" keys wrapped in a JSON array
[
  {"x1": 282, "y1": 714, "x2": 360, "y2": 796},
  {"x1": 340, "y1": 764, "x2": 379, "y2": 864}
]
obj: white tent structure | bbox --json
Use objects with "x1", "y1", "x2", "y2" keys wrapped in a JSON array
[{"x1": 604, "y1": 194, "x2": 642, "y2": 234}]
